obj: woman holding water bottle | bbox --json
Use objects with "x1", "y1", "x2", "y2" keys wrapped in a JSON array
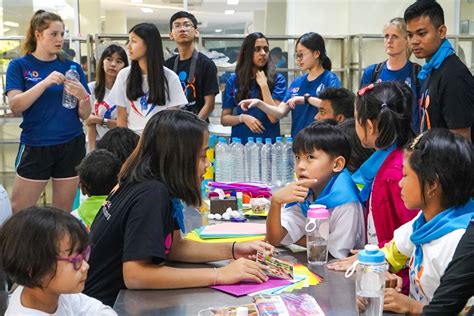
[{"x1": 6, "y1": 10, "x2": 91, "y2": 214}]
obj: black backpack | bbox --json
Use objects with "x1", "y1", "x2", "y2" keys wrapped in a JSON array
[{"x1": 370, "y1": 60, "x2": 422, "y2": 92}]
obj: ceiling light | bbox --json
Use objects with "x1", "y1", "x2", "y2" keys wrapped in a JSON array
[
  {"x1": 227, "y1": 0, "x2": 239, "y2": 4},
  {"x1": 3, "y1": 21, "x2": 19, "y2": 28},
  {"x1": 224, "y1": 10, "x2": 235, "y2": 15},
  {"x1": 141, "y1": 8, "x2": 153, "y2": 13},
  {"x1": 215, "y1": 29, "x2": 222, "y2": 33}
]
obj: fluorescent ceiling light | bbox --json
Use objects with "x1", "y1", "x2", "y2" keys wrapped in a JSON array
[
  {"x1": 215, "y1": 29, "x2": 222, "y2": 33},
  {"x1": 227, "y1": 0, "x2": 239, "y2": 4},
  {"x1": 3, "y1": 21, "x2": 19, "y2": 28},
  {"x1": 224, "y1": 10, "x2": 235, "y2": 15},
  {"x1": 141, "y1": 8, "x2": 154, "y2": 13}
]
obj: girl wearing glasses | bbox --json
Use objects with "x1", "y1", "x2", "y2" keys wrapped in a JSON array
[
  {"x1": 240, "y1": 32, "x2": 341, "y2": 137},
  {"x1": 221, "y1": 32, "x2": 287, "y2": 144},
  {"x1": 0, "y1": 206, "x2": 116, "y2": 315},
  {"x1": 112, "y1": 23, "x2": 187, "y2": 135}
]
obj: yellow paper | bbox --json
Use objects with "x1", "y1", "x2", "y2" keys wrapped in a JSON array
[{"x1": 185, "y1": 231, "x2": 265, "y2": 243}]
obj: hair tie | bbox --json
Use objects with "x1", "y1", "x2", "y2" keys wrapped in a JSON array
[
  {"x1": 381, "y1": 103, "x2": 387, "y2": 109},
  {"x1": 358, "y1": 83, "x2": 374, "y2": 96}
]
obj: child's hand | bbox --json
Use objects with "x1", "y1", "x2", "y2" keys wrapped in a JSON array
[
  {"x1": 234, "y1": 240, "x2": 274, "y2": 260},
  {"x1": 384, "y1": 272, "x2": 403, "y2": 292},
  {"x1": 384, "y1": 288, "x2": 421, "y2": 314},
  {"x1": 272, "y1": 179, "x2": 317, "y2": 205},
  {"x1": 217, "y1": 258, "x2": 269, "y2": 284},
  {"x1": 326, "y1": 250, "x2": 359, "y2": 271}
]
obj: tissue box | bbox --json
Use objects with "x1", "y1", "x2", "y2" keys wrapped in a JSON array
[{"x1": 210, "y1": 197, "x2": 237, "y2": 214}]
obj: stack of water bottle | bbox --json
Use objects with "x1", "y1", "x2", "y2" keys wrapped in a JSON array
[{"x1": 214, "y1": 136, "x2": 294, "y2": 187}]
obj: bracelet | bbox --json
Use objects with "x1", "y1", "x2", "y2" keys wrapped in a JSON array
[
  {"x1": 239, "y1": 114, "x2": 243, "y2": 123},
  {"x1": 212, "y1": 267, "x2": 218, "y2": 286},
  {"x1": 80, "y1": 94, "x2": 90, "y2": 103},
  {"x1": 232, "y1": 241, "x2": 237, "y2": 260},
  {"x1": 102, "y1": 118, "x2": 108, "y2": 128}
]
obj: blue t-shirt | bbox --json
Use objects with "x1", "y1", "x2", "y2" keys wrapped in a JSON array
[
  {"x1": 360, "y1": 61, "x2": 420, "y2": 133},
  {"x1": 283, "y1": 70, "x2": 341, "y2": 137},
  {"x1": 222, "y1": 73, "x2": 287, "y2": 143},
  {"x1": 6, "y1": 54, "x2": 90, "y2": 146}
]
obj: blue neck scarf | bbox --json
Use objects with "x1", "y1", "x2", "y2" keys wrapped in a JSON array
[
  {"x1": 352, "y1": 144, "x2": 397, "y2": 203},
  {"x1": 410, "y1": 199, "x2": 474, "y2": 271},
  {"x1": 171, "y1": 197, "x2": 185, "y2": 233},
  {"x1": 287, "y1": 168, "x2": 361, "y2": 217},
  {"x1": 417, "y1": 39, "x2": 454, "y2": 81}
]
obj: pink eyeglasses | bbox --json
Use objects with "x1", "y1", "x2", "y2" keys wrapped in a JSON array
[{"x1": 57, "y1": 245, "x2": 91, "y2": 270}]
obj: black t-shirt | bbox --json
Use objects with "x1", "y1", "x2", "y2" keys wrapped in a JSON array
[
  {"x1": 165, "y1": 52, "x2": 219, "y2": 116},
  {"x1": 422, "y1": 54, "x2": 474, "y2": 139},
  {"x1": 83, "y1": 180, "x2": 177, "y2": 307}
]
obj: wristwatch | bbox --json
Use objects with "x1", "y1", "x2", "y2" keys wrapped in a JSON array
[
  {"x1": 303, "y1": 93, "x2": 311, "y2": 104},
  {"x1": 102, "y1": 118, "x2": 108, "y2": 128}
]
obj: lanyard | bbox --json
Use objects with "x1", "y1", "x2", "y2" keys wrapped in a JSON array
[{"x1": 173, "y1": 49, "x2": 199, "y2": 84}]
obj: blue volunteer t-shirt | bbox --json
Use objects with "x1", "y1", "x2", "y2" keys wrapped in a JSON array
[
  {"x1": 223, "y1": 73, "x2": 287, "y2": 144},
  {"x1": 283, "y1": 70, "x2": 341, "y2": 137},
  {"x1": 6, "y1": 54, "x2": 90, "y2": 146},
  {"x1": 360, "y1": 61, "x2": 420, "y2": 132}
]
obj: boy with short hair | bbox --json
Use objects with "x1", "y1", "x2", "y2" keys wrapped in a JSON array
[
  {"x1": 314, "y1": 87, "x2": 355, "y2": 123},
  {"x1": 72, "y1": 150, "x2": 121, "y2": 230},
  {"x1": 266, "y1": 122, "x2": 365, "y2": 259},
  {"x1": 165, "y1": 11, "x2": 219, "y2": 121}
]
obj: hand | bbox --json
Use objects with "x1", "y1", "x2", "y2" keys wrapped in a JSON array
[
  {"x1": 239, "y1": 98, "x2": 261, "y2": 111},
  {"x1": 217, "y1": 258, "x2": 269, "y2": 284},
  {"x1": 64, "y1": 79, "x2": 88, "y2": 101},
  {"x1": 85, "y1": 114, "x2": 102, "y2": 126},
  {"x1": 272, "y1": 179, "x2": 317, "y2": 205},
  {"x1": 356, "y1": 296, "x2": 368, "y2": 313},
  {"x1": 42, "y1": 71, "x2": 65, "y2": 88},
  {"x1": 255, "y1": 70, "x2": 268, "y2": 88},
  {"x1": 384, "y1": 272, "x2": 403, "y2": 292},
  {"x1": 384, "y1": 288, "x2": 421, "y2": 314},
  {"x1": 326, "y1": 250, "x2": 359, "y2": 271},
  {"x1": 287, "y1": 96, "x2": 305, "y2": 109},
  {"x1": 234, "y1": 241, "x2": 274, "y2": 260},
  {"x1": 241, "y1": 114, "x2": 265, "y2": 133}
]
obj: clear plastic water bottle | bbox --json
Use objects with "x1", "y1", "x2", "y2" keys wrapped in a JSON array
[
  {"x1": 231, "y1": 138, "x2": 245, "y2": 182},
  {"x1": 244, "y1": 137, "x2": 254, "y2": 182},
  {"x1": 283, "y1": 137, "x2": 295, "y2": 184},
  {"x1": 305, "y1": 204, "x2": 330, "y2": 265},
  {"x1": 260, "y1": 138, "x2": 273, "y2": 185},
  {"x1": 62, "y1": 65, "x2": 80, "y2": 109},
  {"x1": 215, "y1": 137, "x2": 230, "y2": 182},
  {"x1": 245, "y1": 137, "x2": 261, "y2": 183},
  {"x1": 271, "y1": 136, "x2": 284, "y2": 188},
  {"x1": 345, "y1": 245, "x2": 387, "y2": 316}
]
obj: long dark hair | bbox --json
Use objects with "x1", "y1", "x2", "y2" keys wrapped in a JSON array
[
  {"x1": 355, "y1": 81, "x2": 414, "y2": 149},
  {"x1": 126, "y1": 23, "x2": 169, "y2": 105},
  {"x1": 119, "y1": 110, "x2": 208, "y2": 206},
  {"x1": 235, "y1": 32, "x2": 276, "y2": 102},
  {"x1": 296, "y1": 32, "x2": 332, "y2": 71},
  {"x1": 94, "y1": 44, "x2": 128, "y2": 102}
]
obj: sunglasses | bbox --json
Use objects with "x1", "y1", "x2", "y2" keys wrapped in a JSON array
[{"x1": 57, "y1": 245, "x2": 91, "y2": 270}]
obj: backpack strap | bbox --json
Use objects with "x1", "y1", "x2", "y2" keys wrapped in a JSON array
[
  {"x1": 412, "y1": 63, "x2": 422, "y2": 92},
  {"x1": 370, "y1": 61, "x2": 386, "y2": 84}
]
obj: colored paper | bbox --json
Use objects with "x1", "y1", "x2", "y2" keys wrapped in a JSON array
[
  {"x1": 199, "y1": 222, "x2": 266, "y2": 238},
  {"x1": 184, "y1": 230, "x2": 265, "y2": 243},
  {"x1": 211, "y1": 277, "x2": 293, "y2": 297}
]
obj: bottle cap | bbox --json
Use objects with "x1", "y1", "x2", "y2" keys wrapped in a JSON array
[
  {"x1": 236, "y1": 192, "x2": 243, "y2": 198},
  {"x1": 265, "y1": 138, "x2": 272, "y2": 144},
  {"x1": 234, "y1": 138, "x2": 241, "y2": 144},
  {"x1": 276, "y1": 136, "x2": 283, "y2": 142},
  {"x1": 247, "y1": 137, "x2": 254, "y2": 143},
  {"x1": 286, "y1": 137, "x2": 293, "y2": 142},
  {"x1": 358, "y1": 244, "x2": 385, "y2": 264},
  {"x1": 256, "y1": 137, "x2": 263, "y2": 143},
  {"x1": 70, "y1": 65, "x2": 76, "y2": 70},
  {"x1": 218, "y1": 137, "x2": 226, "y2": 144},
  {"x1": 307, "y1": 204, "x2": 329, "y2": 219}
]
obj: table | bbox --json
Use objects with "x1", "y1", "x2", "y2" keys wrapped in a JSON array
[{"x1": 113, "y1": 249, "x2": 360, "y2": 315}]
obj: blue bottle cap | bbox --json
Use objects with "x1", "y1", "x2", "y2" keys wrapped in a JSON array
[
  {"x1": 358, "y1": 244, "x2": 385, "y2": 264},
  {"x1": 232, "y1": 137, "x2": 238, "y2": 143},
  {"x1": 276, "y1": 137, "x2": 283, "y2": 142},
  {"x1": 70, "y1": 65, "x2": 77, "y2": 71},
  {"x1": 286, "y1": 137, "x2": 293, "y2": 142},
  {"x1": 256, "y1": 137, "x2": 263, "y2": 143},
  {"x1": 218, "y1": 137, "x2": 226, "y2": 144},
  {"x1": 234, "y1": 138, "x2": 241, "y2": 144},
  {"x1": 265, "y1": 138, "x2": 272, "y2": 144},
  {"x1": 209, "y1": 134, "x2": 217, "y2": 147},
  {"x1": 247, "y1": 137, "x2": 254, "y2": 143}
]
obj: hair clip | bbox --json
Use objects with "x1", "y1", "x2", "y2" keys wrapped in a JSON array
[
  {"x1": 409, "y1": 132, "x2": 425, "y2": 151},
  {"x1": 358, "y1": 83, "x2": 374, "y2": 96},
  {"x1": 381, "y1": 103, "x2": 387, "y2": 109}
]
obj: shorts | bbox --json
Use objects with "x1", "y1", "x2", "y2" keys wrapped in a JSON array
[{"x1": 15, "y1": 134, "x2": 86, "y2": 181}]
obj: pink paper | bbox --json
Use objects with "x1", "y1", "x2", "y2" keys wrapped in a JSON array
[
  {"x1": 210, "y1": 277, "x2": 293, "y2": 297},
  {"x1": 201, "y1": 223, "x2": 266, "y2": 235}
]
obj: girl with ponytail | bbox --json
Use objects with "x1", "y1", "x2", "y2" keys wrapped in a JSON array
[{"x1": 240, "y1": 32, "x2": 342, "y2": 137}]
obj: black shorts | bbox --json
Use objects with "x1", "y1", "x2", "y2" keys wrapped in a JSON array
[{"x1": 15, "y1": 134, "x2": 86, "y2": 181}]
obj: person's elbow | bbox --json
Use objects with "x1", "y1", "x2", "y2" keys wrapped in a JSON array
[
  {"x1": 9, "y1": 100, "x2": 23, "y2": 116},
  {"x1": 123, "y1": 261, "x2": 147, "y2": 289}
]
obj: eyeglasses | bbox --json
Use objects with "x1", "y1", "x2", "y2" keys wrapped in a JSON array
[
  {"x1": 294, "y1": 52, "x2": 310, "y2": 61},
  {"x1": 57, "y1": 245, "x2": 91, "y2": 270},
  {"x1": 254, "y1": 46, "x2": 270, "y2": 53},
  {"x1": 172, "y1": 22, "x2": 195, "y2": 31}
]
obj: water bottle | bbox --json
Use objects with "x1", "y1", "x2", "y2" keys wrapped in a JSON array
[
  {"x1": 62, "y1": 65, "x2": 80, "y2": 109},
  {"x1": 271, "y1": 136, "x2": 284, "y2": 188},
  {"x1": 345, "y1": 245, "x2": 387, "y2": 316},
  {"x1": 260, "y1": 138, "x2": 273, "y2": 184},
  {"x1": 305, "y1": 204, "x2": 330, "y2": 265},
  {"x1": 215, "y1": 137, "x2": 229, "y2": 182},
  {"x1": 231, "y1": 138, "x2": 245, "y2": 182},
  {"x1": 244, "y1": 137, "x2": 255, "y2": 182},
  {"x1": 283, "y1": 137, "x2": 295, "y2": 184}
]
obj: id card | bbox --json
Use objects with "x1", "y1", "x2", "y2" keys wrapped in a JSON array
[{"x1": 256, "y1": 251, "x2": 294, "y2": 280}]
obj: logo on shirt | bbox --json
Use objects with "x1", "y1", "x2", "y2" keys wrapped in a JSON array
[
  {"x1": 23, "y1": 70, "x2": 42, "y2": 82},
  {"x1": 101, "y1": 201, "x2": 112, "y2": 221},
  {"x1": 316, "y1": 83, "x2": 325, "y2": 96},
  {"x1": 405, "y1": 77, "x2": 412, "y2": 88},
  {"x1": 95, "y1": 100, "x2": 116, "y2": 119}
]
